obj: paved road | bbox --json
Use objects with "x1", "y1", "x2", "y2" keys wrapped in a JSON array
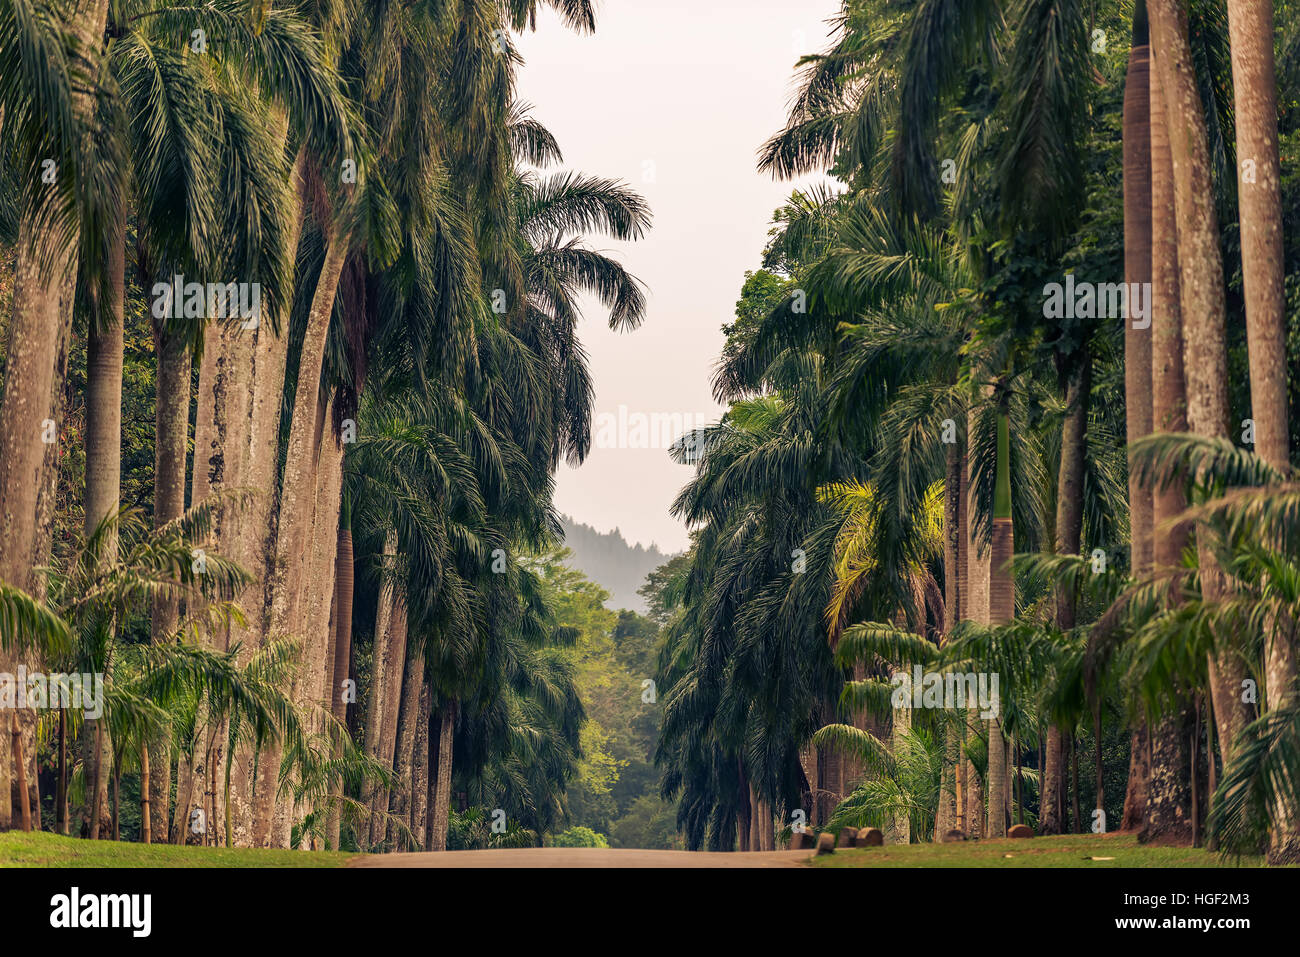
[{"x1": 350, "y1": 848, "x2": 812, "y2": 868}]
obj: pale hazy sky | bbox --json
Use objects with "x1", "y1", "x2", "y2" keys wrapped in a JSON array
[{"x1": 514, "y1": 0, "x2": 840, "y2": 552}]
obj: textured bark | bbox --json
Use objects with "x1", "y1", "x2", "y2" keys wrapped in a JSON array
[
  {"x1": 1123, "y1": 56, "x2": 1185, "y2": 836},
  {"x1": 1043, "y1": 726, "x2": 1068, "y2": 834},
  {"x1": 225, "y1": 149, "x2": 304, "y2": 847},
  {"x1": 887, "y1": 687, "x2": 912, "y2": 844},
  {"x1": 984, "y1": 542, "x2": 1010, "y2": 838},
  {"x1": 1146, "y1": 48, "x2": 1198, "y2": 845},
  {"x1": 0, "y1": 1, "x2": 108, "y2": 831},
  {"x1": 1228, "y1": 0, "x2": 1290, "y2": 475},
  {"x1": 325, "y1": 526, "x2": 355, "y2": 850},
  {"x1": 426, "y1": 700, "x2": 455, "y2": 851},
  {"x1": 358, "y1": 532, "x2": 398, "y2": 845},
  {"x1": 265, "y1": 229, "x2": 349, "y2": 648},
  {"x1": 411, "y1": 678, "x2": 431, "y2": 849},
  {"x1": 253, "y1": 228, "x2": 349, "y2": 847},
  {"x1": 181, "y1": 315, "x2": 255, "y2": 844},
  {"x1": 80, "y1": 208, "x2": 126, "y2": 839},
  {"x1": 139, "y1": 741, "x2": 151, "y2": 845},
  {"x1": 1225, "y1": 0, "x2": 1298, "y2": 865},
  {"x1": 304, "y1": 413, "x2": 345, "y2": 723},
  {"x1": 325, "y1": 528, "x2": 355, "y2": 724},
  {"x1": 10, "y1": 715, "x2": 30, "y2": 830},
  {"x1": 1148, "y1": 0, "x2": 1251, "y2": 765},
  {"x1": 817, "y1": 733, "x2": 842, "y2": 825},
  {"x1": 1043, "y1": 365, "x2": 1091, "y2": 834},
  {"x1": 735, "y1": 761, "x2": 752, "y2": 850},
  {"x1": 0, "y1": 660, "x2": 7, "y2": 829},
  {"x1": 934, "y1": 438, "x2": 962, "y2": 838},
  {"x1": 1121, "y1": 724, "x2": 1152, "y2": 830},
  {"x1": 0, "y1": 0, "x2": 107, "y2": 586},
  {"x1": 962, "y1": 423, "x2": 987, "y2": 837},
  {"x1": 1124, "y1": 31, "x2": 1155, "y2": 577},
  {"x1": 984, "y1": 415, "x2": 1014, "y2": 839},
  {"x1": 369, "y1": 595, "x2": 409, "y2": 845},
  {"x1": 1141, "y1": 712, "x2": 1193, "y2": 843},
  {"x1": 388, "y1": 645, "x2": 425, "y2": 849},
  {"x1": 149, "y1": 320, "x2": 190, "y2": 839},
  {"x1": 944, "y1": 439, "x2": 962, "y2": 628}
]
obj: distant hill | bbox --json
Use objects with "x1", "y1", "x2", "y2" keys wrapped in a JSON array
[{"x1": 559, "y1": 516, "x2": 673, "y2": 613}]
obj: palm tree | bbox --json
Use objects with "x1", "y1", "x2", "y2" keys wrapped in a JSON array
[
  {"x1": 1224, "y1": 0, "x2": 1297, "y2": 864},
  {"x1": 0, "y1": 0, "x2": 110, "y2": 593},
  {"x1": 1147, "y1": 0, "x2": 1251, "y2": 766},
  {"x1": 1115, "y1": 0, "x2": 1155, "y2": 838}
]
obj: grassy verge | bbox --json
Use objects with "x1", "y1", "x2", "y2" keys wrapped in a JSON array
[
  {"x1": 808, "y1": 832, "x2": 1274, "y2": 868},
  {"x1": 0, "y1": 831, "x2": 356, "y2": 868}
]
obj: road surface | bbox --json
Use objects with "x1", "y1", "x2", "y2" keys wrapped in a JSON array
[{"x1": 349, "y1": 848, "x2": 812, "y2": 868}]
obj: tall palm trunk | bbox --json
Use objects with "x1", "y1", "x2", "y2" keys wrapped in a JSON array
[
  {"x1": 388, "y1": 645, "x2": 425, "y2": 848},
  {"x1": 80, "y1": 206, "x2": 126, "y2": 838},
  {"x1": 326, "y1": 524, "x2": 355, "y2": 850},
  {"x1": 225, "y1": 148, "x2": 305, "y2": 848},
  {"x1": 148, "y1": 318, "x2": 190, "y2": 839},
  {"x1": 936, "y1": 438, "x2": 963, "y2": 836},
  {"x1": 356, "y1": 532, "x2": 398, "y2": 846},
  {"x1": 1044, "y1": 363, "x2": 1091, "y2": 834},
  {"x1": 426, "y1": 699, "x2": 456, "y2": 851},
  {"x1": 1125, "y1": 3, "x2": 1156, "y2": 577},
  {"x1": 369, "y1": 596, "x2": 409, "y2": 846},
  {"x1": 1225, "y1": 0, "x2": 1297, "y2": 865},
  {"x1": 985, "y1": 413, "x2": 1014, "y2": 838},
  {"x1": 1227, "y1": 0, "x2": 1290, "y2": 475},
  {"x1": 1117, "y1": 3, "x2": 1158, "y2": 835},
  {"x1": 1139, "y1": 51, "x2": 1197, "y2": 845},
  {"x1": 266, "y1": 229, "x2": 350, "y2": 642},
  {"x1": 0, "y1": 0, "x2": 107, "y2": 587},
  {"x1": 305, "y1": 414, "x2": 346, "y2": 724},
  {"x1": 411, "y1": 678, "x2": 431, "y2": 849},
  {"x1": 0, "y1": 0, "x2": 109, "y2": 831},
  {"x1": 1147, "y1": 0, "x2": 1251, "y2": 765},
  {"x1": 177, "y1": 315, "x2": 252, "y2": 844},
  {"x1": 736, "y1": 762, "x2": 752, "y2": 850},
  {"x1": 253, "y1": 228, "x2": 350, "y2": 847},
  {"x1": 962, "y1": 433, "x2": 985, "y2": 837}
]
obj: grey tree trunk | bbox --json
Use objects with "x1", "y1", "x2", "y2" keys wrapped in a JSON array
[
  {"x1": 387, "y1": 645, "x2": 425, "y2": 849},
  {"x1": 1147, "y1": 0, "x2": 1251, "y2": 766},
  {"x1": 256, "y1": 229, "x2": 350, "y2": 847},
  {"x1": 411, "y1": 678, "x2": 431, "y2": 849},
  {"x1": 369, "y1": 595, "x2": 409, "y2": 846},
  {"x1": 80, "y1": 203, "x2": 126, "y2": 839},
  {"x1": 325, "y1": 526, "x2": 355, "y2": 850},
  {"x1": 426, "y1": 700, "x2": 456, "y2": 851},
  {"x1": 148, "y1": 319, "x2": 190, "y2": 839},
  {"x1": 1224, "y1": 0, "x2": 1297, "y2": 865}
]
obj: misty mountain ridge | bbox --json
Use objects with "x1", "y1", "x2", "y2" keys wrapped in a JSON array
[{"x1": 558, "y1": 516, "x2": 675, "y2": 613}]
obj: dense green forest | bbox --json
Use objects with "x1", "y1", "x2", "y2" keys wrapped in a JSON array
[
  {"x1": 2, "y1": 0, "x2": 1300, "y2": 867},
  {"x1": 649, "y1": 0, "x2": 1300, "y2": 861}
]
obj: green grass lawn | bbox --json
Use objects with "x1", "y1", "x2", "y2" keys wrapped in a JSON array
[
  {"x1": 0, "y1": 830, "x2": 356, "y2": 868},
  {"x1": 808, "y1": 832, "x2": 1274, "y2": 868}
]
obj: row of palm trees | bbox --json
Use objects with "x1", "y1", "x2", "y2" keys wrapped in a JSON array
[
  {"x1": 656, "y1": 0, "x2": 1299, "y2": 862},
  {"x1": 0, "y1": 0, "x2": 649, "y2": 850}
]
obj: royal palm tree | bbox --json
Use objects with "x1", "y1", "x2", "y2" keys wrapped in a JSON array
[
  {"x1": 1224, "y1": 0, "x2": 1297, "y2": 863},
  {"x1": 1147, "y1": 0, "x2": 1251, "y2": 766}
]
